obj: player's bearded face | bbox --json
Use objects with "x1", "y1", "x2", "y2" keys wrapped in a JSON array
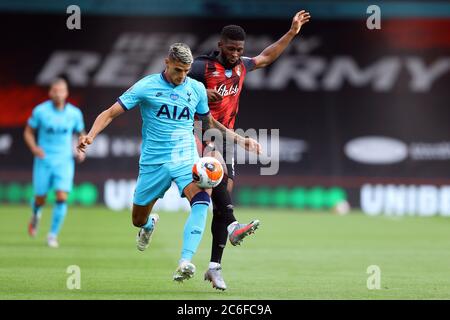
[
  {"x1": 49, "y1": 83, "x2": 68, "y2": 105},
  {"x1": 165, "y1": 58, "x2": 191, "y2": 85},
  {"x1": 219, "y1": 39, "x2": 244, "y2": 66}
]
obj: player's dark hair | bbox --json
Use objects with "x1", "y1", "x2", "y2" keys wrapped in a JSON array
[
  {"x1": 49, "y1": 77, "x2": 68, "y2": 89},
  {"x1": 220, "y1": 25, "x2": 246, "y2": 41}
]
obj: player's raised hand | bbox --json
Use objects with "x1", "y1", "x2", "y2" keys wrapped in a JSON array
[
  {"x1": 77, "y1": 135, "x2": 93, "y2": 153},
  {"x1": 207, "y1": 89, "x2": 223, "y2": 102},
  {"x1": 290, "y1": 10, "x2": 311, "y2": 34}
]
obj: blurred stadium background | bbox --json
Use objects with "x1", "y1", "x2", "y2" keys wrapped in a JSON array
[{"x1": 1, "y1": 0, "x2": 450, "y2": 299}]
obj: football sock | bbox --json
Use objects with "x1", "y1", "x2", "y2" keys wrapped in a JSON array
[
  {"x1": 49, "y1": 201, "x2": 68, "y2": 237},
  {"x1": 210, "y1": 209, "x2": 228, "y2": 263},
  {"x1": 211, "y1": 175, "x2": 236, "y2": 225},
  {"x1": 32, "y1": 201, "x2": 42, "y2": 217},
  {"x1": 210, "y1": 176, "x2": 235, "y2": 263},
  {"x1": 209, "y1": 262, "x2": 221, "y2": 269},
  {"x1": 180, "y1": 191, "x2": 210, "y2": 261},
  {"x1": 142, "y1": 216, "x2": 155, "y2": 232}
]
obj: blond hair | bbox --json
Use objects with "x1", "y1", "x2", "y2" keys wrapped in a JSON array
[{"x1": 168, "y1": 43, "x2": 193, "y2": 64}]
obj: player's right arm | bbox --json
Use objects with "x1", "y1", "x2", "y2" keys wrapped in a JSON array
[
  {"x1": 77, "y1": 102, "x2": 124, "y2": 153},
  {"x1": 24, "y1": 107, "x2": 45, "y2": 158},
  {"x1": 78, "y1": 78, "x2": 146, "y2": 153},
  {"x1": 23, "y1": 125, "x2": 44, "y2": 158}
]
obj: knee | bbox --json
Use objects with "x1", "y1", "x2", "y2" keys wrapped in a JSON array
[
  {"x1": 215, "y1": 205, "x2": 234, "y2": 217},
  {"x1": 35, "y1": 196, "x2": 46, "y2": 206},
  {"x1": 212, "y1": 193, "x2": 233, "y2": 215},
  {"x1": 55, "y1": 191, "x2": 68, "y2": 202}
]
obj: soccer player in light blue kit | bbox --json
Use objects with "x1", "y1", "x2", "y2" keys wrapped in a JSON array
[
  {"x1": 24, "y1": 78, "x2": 86, "y2": 248},
  {"x1": 77, "y1": 43, "x2": 261, "y2": 281}
]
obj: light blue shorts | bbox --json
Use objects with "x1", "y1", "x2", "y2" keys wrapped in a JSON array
[
  {"x1": 33, "y1": 158, "x2": 75, "y2": 196},
  {"x1": 133, "y1": 160, "x2": 196, "y2": 206}
]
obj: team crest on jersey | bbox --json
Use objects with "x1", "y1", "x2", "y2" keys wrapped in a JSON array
[
  {"x1": 236, "y1": 65, "x2": 241, "y2": 76},
  {"x1": 170, "y1": 93, "x2": 179, "y2": 101},
  {"x1": 225, "y1": 69, "x2": 232, "y2": 78}
]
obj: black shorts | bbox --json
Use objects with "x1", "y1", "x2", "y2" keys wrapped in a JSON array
[{"x1": 202, "y1": 139, "x2": 236, "y2": 180}]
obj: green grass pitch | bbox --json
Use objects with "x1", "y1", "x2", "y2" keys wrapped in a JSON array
[{"x1": 0, "y1": 205, "x2": 449, "y2": 299}]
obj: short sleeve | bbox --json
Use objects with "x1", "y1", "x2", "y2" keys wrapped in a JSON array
[
  {"x1": 242, "y1": 56, "x2": 256, "y2": 72},
  {"x1": 195, "y1": 82, "x2": 210, "y2": 116},
  {"x1": 74, "y1": 109, "x2": 85, "y2": 133},
  {"x1": 27, "y1": 108, "x2": 40, "y2": 129},
  {"x1": 189, "y1": 59, "x2": 206, "y2": 83},
  {"x1": 117, "y1": 77, "x2": 147, "y2": 111}
]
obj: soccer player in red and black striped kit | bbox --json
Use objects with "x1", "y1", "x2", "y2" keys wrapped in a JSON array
[{"x1": 189, "y1": 10, "x2": 311, "y2": 290}]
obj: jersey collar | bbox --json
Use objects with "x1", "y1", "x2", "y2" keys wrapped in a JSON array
[
  {"x1": 51, "y1": 101, "x2": 67, "y2": 112},
  {"x1": 160, "y1": 72, "x2": 187, "y2": 87}
]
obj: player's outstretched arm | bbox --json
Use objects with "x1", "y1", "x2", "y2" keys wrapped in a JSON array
[
  {"x1": 199, "y1": 113, "x2": 262, "y2": 155},
  {"x1": 77, "y1": 102, "x2": 125, "y2": 153},
  {"x1": 252, "y1": 10, "x2": 311, "y2": 69}
]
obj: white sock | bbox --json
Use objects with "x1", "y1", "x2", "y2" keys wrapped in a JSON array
[
  {"x1": 227, "y1": 221, "x2": 239, "y2": 234},
  {"x1": 209, "y1": 262, "x2": 221, "y2": 269}
]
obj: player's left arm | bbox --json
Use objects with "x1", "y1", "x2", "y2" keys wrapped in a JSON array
[
  {"x1": 194, "y1": 82, "x2": 260, "y2": 153},
  {"x1": 198, "y1": 113, "x2": 261, "y2": 155},
  {"x1": 252, "y1": 10, "x2": 310, "y2": 69}
]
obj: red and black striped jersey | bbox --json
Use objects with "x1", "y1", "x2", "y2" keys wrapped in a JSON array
[{"x1": 189, "y1": 51, "x2": 256, "y2": 129}]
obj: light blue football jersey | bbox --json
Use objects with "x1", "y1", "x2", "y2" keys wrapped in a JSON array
[
  {"x1": 28, "y1": 100, "x2": 85, "y2": 162},
  {"x1": 117, "y1": 73, "x2": 210, "y2": 165}
]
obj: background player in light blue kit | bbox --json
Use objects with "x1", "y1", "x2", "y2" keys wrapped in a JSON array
[
  {"x1": 24, "y1": 78, "x2": 86, "y2": 248},
  {"x1": 77, "y1": 43, "x2": 261, "y2": 281}
]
